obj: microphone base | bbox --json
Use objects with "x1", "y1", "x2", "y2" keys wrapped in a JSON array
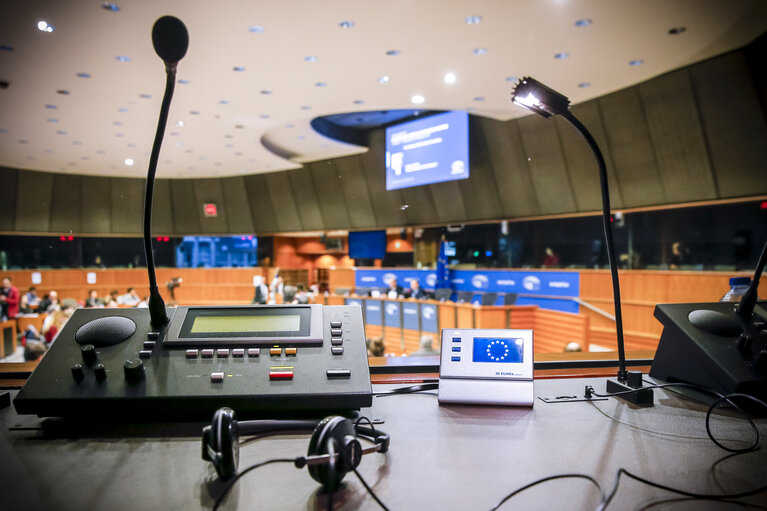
[{"x1": 606, "y1": 378, "x2": 654, "y2": 405}]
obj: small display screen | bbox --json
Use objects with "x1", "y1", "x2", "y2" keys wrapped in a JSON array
[
  {"x1": 190, "y1": 315, "x2": 301, "y2": 334},
  {"x1": 472, "y1": 337, "x2": 524, "y2": 363}
]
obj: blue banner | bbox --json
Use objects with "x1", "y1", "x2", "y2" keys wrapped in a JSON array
[
  {"x1": 420, "y1": 303, "x2": 438, "y2": 333},
  {"x1": 356, "y1": 269, "x2": 439, "y2": 291},
  {"x1": 402, "y1": 302, "x2": 420, "y2": 330},
  {"x1": 436, "y1": 241, "x2": 450, "y2": 289},
  {"x1": 345, "y1": 298, "x2": 363, "y2": 309},
  {"x1": 365, "y1": 300, "x2": 382, "y2": 326},
  {"x1": 384, "y1": 301, "x2": 401, "y2": 328}
]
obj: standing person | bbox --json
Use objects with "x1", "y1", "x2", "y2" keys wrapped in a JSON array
[
  {"x1": 0, "y1": 277, "x2": 21, "y2": 320},
  {"x1": 252, "y1": 276, "x2": 268, "y2": 305},
  {"x1": 542, "y1": 247, "x2": 560, "y2": 268}
]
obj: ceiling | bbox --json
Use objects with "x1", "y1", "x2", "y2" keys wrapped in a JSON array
[{"x1": 0, "y1": 0, "x2": 766, "y2": 179}]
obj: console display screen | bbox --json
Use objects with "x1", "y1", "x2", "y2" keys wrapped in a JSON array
[
  {"x1": 190, "y1": 315, "x2": 301, "y2": 334},
  {"x1": 472, "y1": 337, "x2": 524, "y2": 363}
]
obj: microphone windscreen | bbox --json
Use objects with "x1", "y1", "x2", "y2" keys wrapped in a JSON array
[{"x1": 152, "y1": 16, "x2": 189, "y2": 65}]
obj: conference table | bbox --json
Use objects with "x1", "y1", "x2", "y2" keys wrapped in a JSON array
[{"x1": 1, "y1": 361, "x2": 765, "y2": 510}]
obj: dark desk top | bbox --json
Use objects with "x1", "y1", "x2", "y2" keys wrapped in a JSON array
[{"x1": 1, "y1": 377, "x2": 765, "y2": 511}]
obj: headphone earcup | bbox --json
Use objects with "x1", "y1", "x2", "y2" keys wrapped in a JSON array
[
  {"x1": 208, "y1": 407, "x2": 239, "y2": 479},
  {"x1": 307, "y1": 416, "x2": 355, "y2": 491}
]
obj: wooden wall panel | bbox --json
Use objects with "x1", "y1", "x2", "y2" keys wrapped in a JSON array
[
  {"x1": 288, "y1": 168, "x2": 324, "y2": 230},
  {"x1": 264, "y1": 171, "x2": 302, "y2": 232},
  {"x1": 690, "y1": 52, "x2": 767, "y2": 197},
  {"x1": 110, "y1": 177, "x2": 144, "y2": 234},
  {"x1": 15, "y1": 169, "x2": 53, "y2": 232},
  {"x1": 639, "y1": 69, "x2": 717, "y2": 203},
  {"x1": 428, "y1": 180, "x2": 468, "y2": 224},
  {"x1": 221, "y1": 176, "x2": 254, "y2": 234},
  {"x1": 49, "y1": 174, "x2": 82, "y2": 233},
  {"x1": 598, "y1": 88, "x2": 667, "y2": 207},
  {"x1": 151, "y1": 178, "x2": 174, "y2": 235},
  {"x1": 80, "y1": 176, "x2": 113, "y2": 234},
  {"x1": 517, "y1": 114, "x2": 577, "y2": 214},
  {"x1": 169, "y1": 179, "x2": 200, "y2": 234},
  {"x1": 309, "y1": 160, "x2": 352, "y2": 229},
  {"x1": 0, "y1": 167, "x2": 19, "y2": 231},
  {"x1": 335, "y1": 155, "x2": 377, "y2": 228},
  {"x1": 243, "y1": 174, "x2": 278, "y2": 233},
  {"x1": 193, "y1": 178, "x2": 228, "y2": 233},
  {"x1": 455, "y1": 117, "x2": 504, "y2": 221},
  {"x1": 358, "y1": 130, "x2": 407, "y2": 227}
]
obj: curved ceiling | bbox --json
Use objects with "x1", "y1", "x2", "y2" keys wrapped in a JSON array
[{"x1": 0, "y1": 0, "x2": 765, "y2": 179}]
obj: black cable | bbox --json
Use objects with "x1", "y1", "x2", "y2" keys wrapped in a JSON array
[
  {"x1": 142, "y1": 65, "x2": 173, "y2": 328},
  {"x1": 212, "y1": 458, "x2": 295, "y2": 511},
  {"x1": 489, "y1": 474, "x2": 605, "y2": 511},
  {"x1": 585, "y1": 383, "x2": 766, "y2": 453},
  {"x1": 373, "y1": 383, "x2": 439, "y2": 397},
  {"x1": 353, "y1": 468, "x2": 390, "y2": 511}
]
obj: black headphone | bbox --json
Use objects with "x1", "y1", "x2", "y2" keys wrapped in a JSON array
[{"x1": 202, "y1": 407, "x2": 390, "y2": 491}]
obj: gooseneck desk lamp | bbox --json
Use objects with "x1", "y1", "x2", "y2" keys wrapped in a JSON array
[{"x1": 511, "y1": 77, "x2": 652, "y2": 404}]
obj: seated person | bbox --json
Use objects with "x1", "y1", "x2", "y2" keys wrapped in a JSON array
[
  {"x1": 21, "y1": 286, "x2": 41, "y2": 313},
  {"x1": 385, "y1": 278, "x2": 404, "y2": 299},
  {"x1": 410, "y1": 335, "x2": 440, "y2": 356},
  {"x1": 367, "y1": 337, "x2": 386, "y2": 357},
  {"x1": 38, "y1": 290, "x2": 59, "y2": 313},
  {"x1": 283, "y1": 285, "x2": 298, "y2": 304},
  {"x1": 85, "y1": 289, "x2": 102, "y2": 308},
  {"x1": 24, "y1": 340, "x2": 48, "y2": 362},
  {"x1": 118, "y1": 287, "x2": 141, "y2": 306},
  {"x1": 252, "y1": 276, "x2": 268, "y2": 304},
  {"x1": 294, "y1": 284, "x2": 311, "y2": 304},
  {"x1": 105, "y1": 290, "x2": 120, "y2": 308},
  {"x1": 408, "y1": 279, "x2": 427, "y2": 300},
  {"x1": 42, "y1": 299, "x2": 77, "y2": 343}
]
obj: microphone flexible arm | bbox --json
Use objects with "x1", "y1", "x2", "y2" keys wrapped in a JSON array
[
  {"x1": 142, "y1": 64, "x2": 176, "y2": 328},
  {"x1": 736, "y1": 240, "x2": 767, "y2": 320},
  {"x1": 561, "y1": 111, "x2": 627, "y2": 381}
]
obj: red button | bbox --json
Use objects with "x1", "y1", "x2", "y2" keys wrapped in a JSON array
[{"x1": 269, "y1": 371, "x2": 293, "y2": 380}]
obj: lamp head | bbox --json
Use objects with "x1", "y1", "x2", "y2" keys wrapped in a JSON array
[{"x1": 511, "y1": 77, "x2": 570, "y2": 118}]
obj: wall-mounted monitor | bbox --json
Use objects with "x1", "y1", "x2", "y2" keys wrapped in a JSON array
[
  {"x1": 349, "y1": 230, "x2": 387, "y2": 260},
  {"x1": 385, "y1": 110, "x2": 469, "y2": 191}
]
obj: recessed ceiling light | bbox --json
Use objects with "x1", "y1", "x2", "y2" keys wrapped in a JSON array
[
  {"x1": 575, "y1": 19, "x2": 592, "y2": 27},
  {"x1": 77, "y1": 72, "x2": 91, "y2": 78},
  {"x1": 96, "y1": 150, "x2": 105, "y2": 154},
  {"x1": 81, "y1": 156, "x2": 89, "y2": 161},
  {"x1": 225, "y1": 143, "x2": 234, "y2": 148},
  {"x1": 260, "y1": 90, "x2": 272, "y2": 95},
  {"x1": 46, "y1": 148, "x2": 54, "y2": 152},
  {"x1": 260, "y1": 114, "x2": 270, "y2": 119},
  {"x1": 668, "y1": 27, "x2": 686, "y2": 35},
  {"x1": 235, "y1": 152, "x2": 243, "y2": 156},
  {"x1": 248, "y1": 25, "x2": 264, "y2": 34},
  {"x1": 113, "y1": 121, "x2": 123, "y2": 126},
  {"x1": 233, "y1": 66, "x2": 246, "y2": 72},
  {"x1": 139, "y1": 93, "x2": 151, "y2": 98},
  {"x1": 56, "y1": 89, "x2": 70, "y2": 95},
  {"x1": 444, "y1": 72, "x2": 457, "y2": 84},
  {"x1": 37, "y1": 21, "x2": 54, "y2": 33},
  {"x1": 115, "y1": 133, "x2": 124, "y2": 137},
  {"x1": 298, "y1": 135, "x2": 305, "y2": 140},
  {"x1": 385, "y1": 49, "x2": 400, "y2": 56},
  {"x1": 57, "y1": 130, "x2": 67, "y2": 135},
  {"x1": 45, "y1": 104, "x2": 57, "y2": 109},
  {"x1": 304, "y1": 56, "x2": 318, "y2": 62},
  {"x1": 315, "y1": 82, "x2": 327, "y2": 87},
  {"x1": 353, "y1": 100, "x2": 364, "y2": 104},
  {"x1": 465, "y1": 15, "x2": 482, "y2": 24},
  {"x1": 578, "y1": 82, "x2": 591, "y2": 88},
  {"x1": 629, "y1": 59, "x2": 644, "y2": 66},
  {"x1": 116, "y1": 56, "x2": 130, "y2": 63},
  {"x1": 102, "y1": 3, "x2": 120, "y2": 12},
  {"x1": 286, "y1": 124, "x2": 294, "y2": 128},
  {"x1": 0, "y1": 129, "x2": 7, "y2": 133},
  {"x1": 0, "y1": 44, "x2": 13, "y2": 51},
  {"x1": 473, "y1": 96, "x2": 485, "y2": 102},
  {"x1": 301, "y1": 105, "x2": 311, "y2": 110},
  {"x1": 339, "y1": 20, "x2": 355, "y2": 29},
  {"x1": 378, "y1": 75, "x2": 390, "y2": 84},
  {"x1": 73, "y1": 141, "x2": 83, "y2": 145},
  {"x1": 176, "y1": 120, "x2": 184, "y2": 127},
  {"x1": 189, "y1": 110, "x2": 200, "y2": 115},
  {"x1": 235, "y1": 125, "x2": 244, "y2": 129},
  {"x1": 118, "y1": 107, "x2": 129, "y2": 112},
  {"x1": 505, "y1": 76, "x2": 519, "y2": 83},
  {"x1": 127, "y1": 143, "x2": 136, "y2": 147},
  {"x1": 411, "y1": 95, "x2": 425, "y2": 104},
  {"x1": 46, "y1": 118, "x2": 58, "y2": 123},
  {"x1": 178, "y1": 79, "x2": 189, "y2": 84},
  {"x1": 224, "y1": 134, "x2": 232, "y2": 139},
  {"x1": 18, "y1": 139, "x2": 28, "y2": 144},
  {"x1": 472, "y1": 47, "x2": 487, "y2": 55},
  {"x1": 124, "y1": 158, "x2": 134, "y2": 166},
  {"x1": 554, "y1": 52, "x2": 569, "y2": 59},
  {"x1": 219, "y1": 100, "x2": 229, "y2": 104},
  {"x1": 175, "y1": 141, "x2": 182, "y2": 146}
]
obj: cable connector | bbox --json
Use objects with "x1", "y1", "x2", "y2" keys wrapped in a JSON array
[{"x1": 584, "y1": 386, "x2": 595, "y2": 399}]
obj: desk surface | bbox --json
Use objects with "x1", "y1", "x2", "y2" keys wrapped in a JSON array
[{"x1": 1, "y1": 377, "x2": 765, "y2": 511}]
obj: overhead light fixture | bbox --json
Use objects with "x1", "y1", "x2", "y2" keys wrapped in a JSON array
[
  {"x1": 116, "y1": 56, "x2": 130, "y2": 62},
  {"x1": 668, "y1": 26, "x2": 686, "y2": 35},
  {"x1": 472, "y1": 47, "x2": 487, "y2": 56},
  {"x1": 378, "y1": 75, "x2": 390, "y2": 84},
  {"x1": 385, "y1": 49, "x2": 400, "y2": 56},
  {"x1": 315, "y1": 82, "x2": 327, "y2": 87},
  {"x1": 578, "y1": 82, "x2": 591, "y2": 88},
  {"x1": 248, "y1": 25, "x2": 264, "y2": 34},
  {"x1": 304, "y1": 56, "x2": 318, "y2": 62},
  {"x1": 465, "y1": 15, "x2": 482, "y2": 24},
  {"x1": 473, "y1": 96, "x2": 485, "y2": 102},
  {"x1": 339, "y1": 20, "x2": 355, "y2": 29},
  {"x1": 411, "y1": 94, "x2": 425, "y2": 104},
  {"x1": 554, "y1": 52, "x2": 569, "y2": 60},
  {"x1": 176, "y1": 120, "x2": 184, "y2": 127},
  {"x1": 511, "y1": 76, "x2": 636, "y2": 400},
  {"x1": 102, "y1": 3, "x2": 120, "y2": 12},
  {"x1": 444, "y1": 72, "x2": 456, "y2": 84},
  {"x1": 233, "y1": 66, "x2": 246, "y2": 72},
  {"x1": 178, "y1": 79, "x2": 189, "y2": 84},
  {"x1": 124, "y1": 158, "x2": 134, "y2": 166},
  {"x1": 575, "y1": 18, "x2": 592, "y2": 27},
  {"x1": 37, "y1": 21, "x2": 54, "y2": 33},
  {"x1": 629, "y1": 59, "x2": 644, "y2": 66}
]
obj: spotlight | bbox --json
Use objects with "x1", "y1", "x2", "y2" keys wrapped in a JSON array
[{"x1": 511, "y1": 77, "x2": 570, "y2": 119}]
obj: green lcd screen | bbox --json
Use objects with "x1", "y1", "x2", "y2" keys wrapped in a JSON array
[{"x1": 190, "y1": 314, "x2": 301, "y2": 334}]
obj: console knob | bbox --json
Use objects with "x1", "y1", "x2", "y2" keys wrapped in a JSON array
[
  {"x1": 123, "y1": 359, "x2": 146, "y2": 384},
  {"x1": 94, "y1": 363, "x2": 107, "y2": 382},
  {"x1": 81, "y1": 344, "x2": 98, "y2": 366},
  {"x1": 71, "y1": 364, "x2": 84, "y2": 383}
]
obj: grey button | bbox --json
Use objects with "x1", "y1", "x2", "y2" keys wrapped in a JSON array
[
  {"x1": 330, "y1": 329, "x2": 343, "y2": 337},
  {"x1": 247, "y1": 348, "x2": 260, "y2": 357},
  {"x1": 143, "y1": 341, "x2": 156, "y2": 350},
  {"x1": 331, "y1": 347, "x2": 344, "y2": 355},
  {"x1": 330, "y1": 321, "x2": 342, "y2": 328},
  {"x1": 210, "y1": 372, "x2": 224, "y2": 383},
  {"x1": 331, "y1": 337, "x2": 343, "y2": 346},
  {"x1": 217, "y1": 348, "x2": 229, "y2": 357},
  {"x1": 185, "y1": 349, "x2": 199, "y2": 358},
  {"x1": 147, "y1": 331, "x2": 160, "y2": 340},
  {"x1": 232, "y1": 349, "x2": 245, "y2": 357},
  {"x1": 201, "y1": 349, "x2": 214, "y2": 358},
  {"x1": 139, "y1": 350, "x2": 152, "y2": 358},
  {"x1": 326, "y1": 369, "x2": 351, "y2": 379}
]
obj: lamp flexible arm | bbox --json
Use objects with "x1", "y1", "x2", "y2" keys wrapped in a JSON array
[
  {"x1": 561, "y1": 111, "x2": 627, "y2": 381},
  {"x1": 142, "y1": 65, "x2": 175, "y2": 329}
]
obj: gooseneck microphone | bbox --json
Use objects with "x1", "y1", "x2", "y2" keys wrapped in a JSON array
[
  {"x1": 143, "y1": 15, "x2": 189, "y2": 329},
  {"x1": 736, "y1": 240, "x2": 766, "y2": 321}
]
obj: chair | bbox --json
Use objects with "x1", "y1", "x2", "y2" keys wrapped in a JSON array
[
  {"x1": 334, "y1": 287, "x2": 350, "y2": 296},
  {"x1": 434, "y1": 288, "x2": 452, "y2": 302},
  {"x1": 355, "y1": 287, "x2": 370, "y2": 297},
  {"x1": 503, "y1": 293, "x2": 518, "y2": 305},
  {"x1": 481, "y1": 292, "x2": 498, "y2": 306},
  {"x1": 457, "y1": 291, "x2": 473, "y2": 304}
]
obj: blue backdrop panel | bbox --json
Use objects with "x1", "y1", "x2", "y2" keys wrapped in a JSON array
[
  {"x1": 365, "y1": 300, "x2": 382, "y2": 326},
  {"x1": 450, "y1": 270, "x2": 579, "y2": 297},
  {"x1": 356, "y1": 269, "x2": 440, "y2": 291},
  {"x1": 402, "y1": 302, "x2": 420, "y2": 330},
  {"x1": 345, "y1": 298, "x2": 363, "y2": 309},
  {"x1": 515, "y1": 296, "x2": 579, "y2": 314},
  {"x1": 420, "y1": 303, "x2": 438, "y2": 333},
  {"x1": 384, "y1": 301, "x2": 401, "y2": 328}
]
